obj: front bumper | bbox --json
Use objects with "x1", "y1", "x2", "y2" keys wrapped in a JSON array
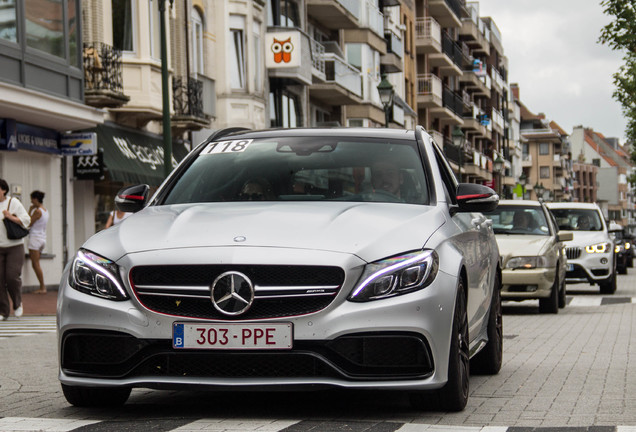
[
  {"x1": 501, "y1": 267, "x2": 555, "y2": 300},
  {"x1": 565, "y1": 252, "x2": 613, "y2": 284},
  {"x1": 57, "y1": 249, "x2": 458, "y2": 392}
]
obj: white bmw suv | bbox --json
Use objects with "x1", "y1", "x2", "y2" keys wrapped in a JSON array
[{"x1": 546, "y1": 202, "x2": 616, "y2": 294}]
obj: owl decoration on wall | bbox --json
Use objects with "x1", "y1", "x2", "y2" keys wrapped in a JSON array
[{"x1": 271, "y1": 37, "x2": 294, "y2": 63}]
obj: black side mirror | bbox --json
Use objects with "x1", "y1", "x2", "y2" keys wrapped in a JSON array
[
  {"x1": 115, "y1": 184, "x2": 149, "y2": 213},
  {"x1": 456, "y1": 183, "x2": 499, "y2": 213}
]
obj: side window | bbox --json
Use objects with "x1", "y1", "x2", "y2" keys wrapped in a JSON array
[{"x1": 430, "y1": 139, "x2": 457, "y2": 204}]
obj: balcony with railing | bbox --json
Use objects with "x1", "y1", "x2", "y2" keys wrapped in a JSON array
[
  {"x1": 459, "y1": 64, "x2": 490, "y2": 98},
  {"x1": 310, "y1": 38, "x2": 326, "y2": 81},
  {"x1": 381, "y1": 28, "x2": 403, "y2": 73},
  {"x1": 360, "y1": 0, "x2": 384, "y2": 37},
  {"x1": 171, "y1": 76, "x2": 210, "y2": 131},
  {"x1": 83, "y1": 42, "x2": 130, "y2": 108},
  {"x1": 460, "y1": 4, "x2": 490, "y2": 55},
  {"x1": 429, "y1": 32, "x2": 463, "y2": 76},
  {"x1": 463, "y1": 103, "x2": 489, "y2": 137},
  {"x1": 415, "y1": 17, "x2": 442, "y2": 54},
  {"x1": 491, "y1": 108, "x2": 504, "y2": 134},
  {"x1": 416, "y1": 73, "x2": 443, "y2": 108},
  {"x1": 428, "y1": 0, "x2": 464, "y2": 28},
  {"x1": 307, "y1": 0, "x2": 360, "y2": 30},
  {"x1": 309, "y1": 52, "x2": 362, "y2": 106},
  {"x1": 490, "y1": 66, "x2": 505, "y2": 94}
]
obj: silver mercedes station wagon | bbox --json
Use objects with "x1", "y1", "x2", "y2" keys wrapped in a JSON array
[{"x1": 58, "y1": 127, "x2": 502, "y2": 411}]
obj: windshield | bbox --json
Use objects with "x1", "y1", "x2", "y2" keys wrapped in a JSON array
[
  {"x1": 484, "y1": 205, "x2": 550, "y2": 236},
  {"x1": 549, "y1": 208, "x2": 603, "y2": 231},
  {"x1": 162, "y1": 136, "x2": 430, "y2": 205}
]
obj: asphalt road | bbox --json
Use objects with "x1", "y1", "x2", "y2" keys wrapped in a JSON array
[{"x1": 0, "y1": 271, "x2": 635, "y2": 431}]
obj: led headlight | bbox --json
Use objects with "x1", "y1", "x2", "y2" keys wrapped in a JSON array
[
  {"x1": 505, "y1": 256, "x2": 550, "y2": 269},
  {"x1": 349, "y1": 250, "x2": 438, "y2": 302},
  {"x1": 624, "y1": 242, "x2": 631, "y2": 250},
  {"x1": 615, "y1": 245, "x2": 622, "y2": 253},
  {"x1": 68, "y1": 249, "x2": 129, "y2": 300},
  {"x1": 585, "y1": 242, "x2": 611, "y2": 254}
]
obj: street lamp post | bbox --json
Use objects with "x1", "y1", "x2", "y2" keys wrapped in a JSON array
[
  {"x1": 493, "y1": 155, "x2": 505, "y2": 196},
  {"x1": 377, "y1": 73, "x2": 394, "y2": 128},
  {"x1": 451, "y1": 126, "x2": 465, "y2": 182},
  {"x1": 159, "y1": 0, "x2": 174, "y2": 179}
]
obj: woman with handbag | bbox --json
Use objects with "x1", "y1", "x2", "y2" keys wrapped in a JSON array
[{"x1": 0, "y1": 179, "x2": 31, "y2": 320}]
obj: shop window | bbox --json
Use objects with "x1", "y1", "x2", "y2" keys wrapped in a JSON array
[
  {"x1": 230, "y1": 15, "x2": 246, "y2": 90},
  {"x1": 0, "y1": 0, "x2": 17, "y2": 42},
  {"x1": 112, "y1": 0, "x2": 134, "y2": 52},
  {"x1": 192, "y1": 7, "x2": 204, "y2": 75}
]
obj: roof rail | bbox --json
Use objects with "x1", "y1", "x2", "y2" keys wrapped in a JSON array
[{"x1": 205, "y1": 127, "x2": 251, "y2": 143}]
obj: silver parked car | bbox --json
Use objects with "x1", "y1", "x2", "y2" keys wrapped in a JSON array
[
  {"x1": 58, "y1": 127, "x2": 502, "y2": 411},
  {"x1": 484, "y1": 200, "x2": 572, "y2": 313}
]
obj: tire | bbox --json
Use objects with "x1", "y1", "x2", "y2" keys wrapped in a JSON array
[
  {"x1": 628, "y1": 256, "x2": 633, "y2": 268},
  {"x1": 62, "y1": 384, "x2": 131, "y2": 407},
  {"x1": 539, "y1": 273, "x2": 559, "y2": 314},
  {"x1": 471, "y1": 273, "x2": 503, "y2": 375},
  {"x1": 558, "y1": 275, "x2": 567, "y2": 309},
  {"x1": 599, "y1": 273, "x2": 617, "y2": 295},
  {"x1": 411, "y1": 281, "x2": 469, "y2": 412}
]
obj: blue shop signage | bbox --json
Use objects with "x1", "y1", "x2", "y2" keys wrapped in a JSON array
[{"x1": 0, "y1": 119, "x2": 61, "y2": 154}]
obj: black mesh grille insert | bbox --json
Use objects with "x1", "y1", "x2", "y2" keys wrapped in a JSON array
[
  {"x1": 566, "y1": 247, "x2": 581, "y2": 260},
  {"x1": 61, "y1": 331, "x2": 434, "y2": 380},
  {"x1": 130, "y1": 265, "x2": 345, "y2": 319}
]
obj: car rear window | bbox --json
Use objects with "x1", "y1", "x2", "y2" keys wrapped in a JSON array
[{"x1": 161, "y1": 137, "x2": 430, "y2": 205}]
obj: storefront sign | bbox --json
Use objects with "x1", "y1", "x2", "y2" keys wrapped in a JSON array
[
  {"x1": 0, "y1": 119, "x2": 18, "y2": 151},
  {"x1": 61, "y1": 132, "x2": 97, "y2": 155},
  {"x1": 73, "y1": 150, "x2": 104, "y2": 180},
  {"x1": 16, "y1": 123, "x2": 60, "y2": 154},
  {"x1": 265, "y1": 31, "x2": 301, "y2": 69}
]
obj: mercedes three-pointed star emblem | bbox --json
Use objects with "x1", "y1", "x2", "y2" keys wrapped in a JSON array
[{"x1": 210, "y1": 271, "x2": 255, "y2": 316}]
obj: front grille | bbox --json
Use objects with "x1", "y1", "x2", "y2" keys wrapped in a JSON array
[
  {"x1": 61, "y1": 331, "x2": 434, "y2": 380},
  {"x1": 130, "y1": 265, "x2": 345, "y2": 320},
  {"x1": 591, "y1": 269, "x2": 609, "y2": 277},
  {"x1": 566, "y1": 247, "x2": 581, "y2": 260}
]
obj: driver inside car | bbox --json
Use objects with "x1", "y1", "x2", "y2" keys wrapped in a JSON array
[{"x1": 371, "y1": 161, "x2": 404, "y2": 198}]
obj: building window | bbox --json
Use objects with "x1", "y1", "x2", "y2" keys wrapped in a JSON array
[
  {"x1": 268, "y1": 0, "x2": 300, "y2": 27},
  {"x1": 230, "y1": 15, "x2": 246, "y2": 90},
  {"x1": 149, "y1": 0, "x2": 162, "y2": 60},
  {"x1": 113, "y1": 0, "x2": 134, "y2": 52},
  {"x1": 68, "y1": 0, "x2": 78, "y2": 66},
  {"x1": 540, "y1": 166, "x2": 550, "y2": 179},
  {"x1": 592, "y1": 158, "x2": 601, "y2": 167},
  {"x1": 539, "y1": 142, "x2": 550, "y2": 155},
  {"x1": 25, "y1": 0, "x2": 64, "y2": 57},
  {"x1": 252, "y1": 21, "x2": 262, "y2": 93},
  {"x1": 192, "y1": 7, "x2": 204, "y2": 75},
  {"x1": 270, "y1": 89, "x2": 301, "y2": 127},
  {"x1": 0, "y1": 0, "x2": 17, "y2": 42}
]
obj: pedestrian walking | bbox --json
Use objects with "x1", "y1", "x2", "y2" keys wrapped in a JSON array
[
  {"x1": 0, "y1": 179, "x2": 30, "y2": 320},
  {"x1": 105, "y1": 209, "x2": 131, "y2": 228},
  {"x1": 28, "y1": 190, "x2": 49, "y2": 294}
]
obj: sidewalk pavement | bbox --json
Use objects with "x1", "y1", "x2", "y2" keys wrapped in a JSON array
[{"x1": 20, "y1": 289, "x2": 57, "y2": 316}]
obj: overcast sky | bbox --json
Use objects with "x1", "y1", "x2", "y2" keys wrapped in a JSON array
[{"x1": 475, "y1": 0, "x2": 627, "y2": 142}]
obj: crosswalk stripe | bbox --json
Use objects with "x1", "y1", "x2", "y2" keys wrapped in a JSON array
[
  {"x1": 568, "y1": 297, "x2": 603, "y2": 307},
  {"x1": 0, "y1": 316, "x2": 56, "y2": 338}
]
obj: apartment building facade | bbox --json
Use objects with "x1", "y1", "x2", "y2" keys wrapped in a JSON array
[{"x1": 571, "y1": 126, "x2": 634, "y2": 228}]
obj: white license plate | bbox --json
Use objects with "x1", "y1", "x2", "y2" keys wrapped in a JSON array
[
  {"x1": 567, "y1": 264, "x2": 574, "y2": 271},
  {"x1": 173, "y1": 322, "x2": 293, "y2": 350}
]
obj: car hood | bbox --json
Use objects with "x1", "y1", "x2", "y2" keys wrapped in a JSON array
[
  {"x1": 495, "y1": 234, "x2": 552, "y2": 257},
  {"x1": 559, "y1": 230, "x2": 610, "y2": 247},
  {"x1": 83, "y1": 202, "x2": 445, "y2": 263}
]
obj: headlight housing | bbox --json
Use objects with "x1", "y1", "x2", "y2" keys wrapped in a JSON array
[
  {"x1": 505, "y1": 256, "x2": 550, "y2": 269},
  {"x1": 68, "y1": 249, "x2": 129, "y2": 300},
  {"x1": 585, "y1": 242, "x2": 611, "y2": 254},
  {"x1": 349, "y1": 250, "x2": 438, "y2": 302}
]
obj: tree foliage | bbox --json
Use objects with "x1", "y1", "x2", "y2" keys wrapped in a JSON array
[{"x1": 599, "y1": 0, "x2": 636, "y2": 144}]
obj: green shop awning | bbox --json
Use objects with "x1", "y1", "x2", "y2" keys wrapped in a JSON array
[{"x1": 94, "y1": 123, "x2": 189, "y2": 187}]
